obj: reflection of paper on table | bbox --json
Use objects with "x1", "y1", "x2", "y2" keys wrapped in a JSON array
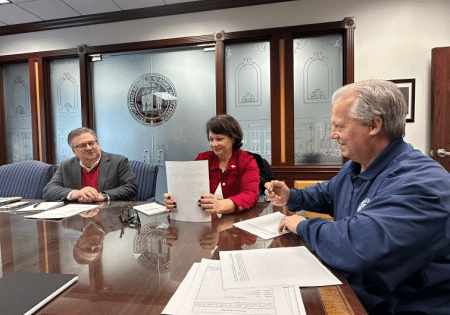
[
  {"x1": 166, "y1": 160, "x2": 211, "y2": 222},
  {"x1": 233, "y1": 211, "x2": 290, "y2": 239},
  {"x1": 219, "y1": 246, "x2": 342, "y2": 290},
  {"x1": 163, "y1": 259, "x2": 306, "y2": 315},
  {"x1": 24, "y1": 204, "x2": 99, "y2": 219}
]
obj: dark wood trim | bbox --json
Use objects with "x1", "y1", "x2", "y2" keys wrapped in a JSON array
[
  {"x1": 222, "y1": 19, "x2": 350, "y2": 42},
  {"x1": 0, "y1": 0, "x2": 296, "y2": 36},
  {"x1": 83, "y1": 35, "x2": 215, "y2": 55},
  {"x1": 273, "y1": 165, "x2": 340, "y2": 188},
  {"x1": 78, "y1": 46, "x2": 94, "y2": 129},
  {"x1": 0, "y1": 49, "x2": 78, "y2": 63},
  {"x1": 0, "y1": 64, "x2": 7, "y2": 165},
  {"x1": 40, "y1": 57, "x2": 55, "y2": 164},
  {"x1": 215, "y1": 33, "x2": 226, "y2": 114},
  {"x1": 270, "y1": 35, "x2": 282, "y2": 166},
  {"x1": 284, "y1": 34, "x2": 295, "y2": 166},
  {"x1": 344, "y1": 17, "x2": 356, "y2": 84},
  {"x1": 28, "y1": 58, "x2": 40, "y2": 161}
]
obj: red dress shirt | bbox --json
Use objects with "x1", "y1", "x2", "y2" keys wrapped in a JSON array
[{"x1": 195, "y1": 149, "x2": 259, "y2": 212}]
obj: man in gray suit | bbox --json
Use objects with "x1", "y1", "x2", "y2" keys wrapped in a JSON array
[{"x1": 44, "y1": 127, "x2": 137, "y2": 202}]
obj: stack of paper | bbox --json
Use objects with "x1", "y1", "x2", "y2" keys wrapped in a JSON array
[
  {"x1": 23, "y1": 203, "x2": 100, "y2": 219},
  {"x1": 0, "y1": 196, "x2": 22, "y2": 206},
  {"x1": 163, "y1": 246, "x2": 342, "y2": 315},
  {"x1": 163, "y1": 259, "x2": 306, "y2": 315},
  {"x1": 0, "y1": 201, "x2": 30, "y2": 211},
  {"x1": 133, "y1": 202, "x2": 167, "y2": 216}
]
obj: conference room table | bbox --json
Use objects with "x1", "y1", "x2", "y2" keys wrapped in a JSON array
[{"x1": 0, "y1": 200, "x2": 367, "y2": 315}]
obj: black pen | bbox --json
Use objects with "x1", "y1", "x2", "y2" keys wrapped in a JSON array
[{"x1": 33, "y1": 202, "x2": 41, "y2": 208}]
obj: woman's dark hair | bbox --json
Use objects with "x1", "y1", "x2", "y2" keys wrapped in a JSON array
[{"x1": 206, "y1": 115, "x2": 243, "y2": 151}]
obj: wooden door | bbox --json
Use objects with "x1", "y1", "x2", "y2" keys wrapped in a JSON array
[{"x1": 431, "y1": 46, "x2": 450, "y2": 172}]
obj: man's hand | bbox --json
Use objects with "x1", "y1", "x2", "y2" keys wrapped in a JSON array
[
  {"x1": 264, "y1": 180, "x2": 291, "y2": 206},
  {"x1": 71, "y1": 186, "x2": 103, "y2": 203},
  {"x1": 278, "y1": 214, "x2": 306, "y2": 235}
]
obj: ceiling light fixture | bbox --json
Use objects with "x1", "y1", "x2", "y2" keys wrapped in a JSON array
[{"x1": 0, "y1": 0, "x2": 11, "y2": 4}]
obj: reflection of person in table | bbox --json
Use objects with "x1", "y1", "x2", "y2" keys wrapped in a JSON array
[
  {"x1": 265, "y1": 79, "x2": 450, "y2": 315},
  {"x1": 164, "y1": 114, "x2": 259, "y2": 215},
  {"x1": 64, "y1": 207, "x2": 123, "y2": 265}
]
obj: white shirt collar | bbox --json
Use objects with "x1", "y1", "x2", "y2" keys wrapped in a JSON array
[{"x1": 80, "y1": 156, "x2": 101, "y2": 172}]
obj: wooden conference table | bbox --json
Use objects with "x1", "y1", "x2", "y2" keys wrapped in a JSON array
[{"x1": 0, "y1": 201, "x2": 367, "y2": 315}]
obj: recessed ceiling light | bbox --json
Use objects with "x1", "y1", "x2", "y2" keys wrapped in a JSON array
[{"x1": 0, "y1": 0, "x2": 11, "y2": 4}]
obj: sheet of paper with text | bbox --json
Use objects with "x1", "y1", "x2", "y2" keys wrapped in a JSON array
[{"x1": 166, "y1": 160, "x2": 211, "y2": 222}]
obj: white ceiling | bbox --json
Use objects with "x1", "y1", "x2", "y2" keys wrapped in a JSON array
[{"x1": 0, "y1": 0, "x2": 214, "y2": 27}]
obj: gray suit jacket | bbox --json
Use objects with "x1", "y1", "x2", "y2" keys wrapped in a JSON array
[{"x1": 43, "y1": 151, "x2": 137, "y2": 201}]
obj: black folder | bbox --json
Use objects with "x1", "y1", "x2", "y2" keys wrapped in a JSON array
[{"x1": 0, "y1": 271, "x2": 78, "y2": 315}]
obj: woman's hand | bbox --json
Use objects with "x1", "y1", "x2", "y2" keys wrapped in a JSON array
[
  {"x1": 164, "y1": 193, "x2": 177, "y2": 212},
  {"x1": 199, "y1": 194, "x2": 235, "y2": 214}
]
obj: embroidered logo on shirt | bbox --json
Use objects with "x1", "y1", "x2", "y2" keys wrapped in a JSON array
[{"x1": 357, "y1": 198, "x2": 371, "y2": 212}]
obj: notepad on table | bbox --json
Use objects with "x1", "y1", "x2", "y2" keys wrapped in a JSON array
[
  {"x1": 17, "y1": 201, "x2": 64, "y2": 212},
  {"x1": 0, "y1": 271, "x2": 78, "y2": 315},
  {"x1": 133, "y1": 202, "x2": 167, "y2": 216}
]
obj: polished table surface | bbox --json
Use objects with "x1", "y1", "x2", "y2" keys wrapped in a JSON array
[{"x1": 0, "y1": 201, "x2": 367, "y2": 315}]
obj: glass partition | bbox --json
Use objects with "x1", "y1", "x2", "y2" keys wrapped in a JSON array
[
  {"x1": 49, "y1": 58, "x2": 82, "y2": 164},
  {"x1": 225, "y1": 41, "x2": 271, "y2": 163},
  {"x1": 293, "y1": 34, "x2": 343, "y2": 165},
  {"x1": 91, "y1": 46, "x2": 216, "y2": 200},
  {"x1": 2, "y1": 62, "x2": 33, "y2": 163}
]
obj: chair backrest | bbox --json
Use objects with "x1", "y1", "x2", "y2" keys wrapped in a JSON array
[
  {"x1": 246, "y1": 151, "x2": 274, "y2": 196},
  {"x1": 129, "y1": 160, "x2": 159, "y2": 201},
  {"x1": 0, "y1": 160, "x2": 57, "y2": 199}
]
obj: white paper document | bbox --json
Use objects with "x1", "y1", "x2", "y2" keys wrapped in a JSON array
[
  {"x1": 133, "y1": 202, "x2": 167, "y2": 216},
  {"x1": 166, "y1": 160, "x2": 211, "y2": 222},
  {"x1": 163, "y1": 259, "x2": 306, "y2": 315},
  {"x1": 233, "y1": 211, "x2": 290, "y2": 239},
  {"x1": 24, "y1": 203, "x2": 99, "y2": 219},
  {"x1": 219, "y1": 246, "x2": 342, "y2": 290},
  {"x1": 17, "y1": 201, "x2": 64, "y2": 212}
]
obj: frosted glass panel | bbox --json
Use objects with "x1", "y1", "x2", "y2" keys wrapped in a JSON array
[
  {"x1": 294, "y1": 34, "x2": 344, "y2": 165},
  {"x1": 92, "y1": 47, "x2": 215, "y2": 200},
  {"x1": 225, "y1": 41, "x2": 271, "y2": 163},
  {"x1": 2, "y1": 63, "x2": 33, "y2": 163},
  {"x1": 49, "y1": 58, "x2": 82, "y2": 164}
]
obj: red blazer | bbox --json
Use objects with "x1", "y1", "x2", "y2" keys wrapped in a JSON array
[{"x1": 195, "y1": 149, "x2": 259, "y2": 212}]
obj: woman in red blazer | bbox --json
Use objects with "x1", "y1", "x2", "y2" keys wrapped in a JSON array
[{"x1": 164, "y1": 115, "x2": 259, "y2": 214}]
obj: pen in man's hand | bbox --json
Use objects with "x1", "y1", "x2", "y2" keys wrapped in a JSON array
[{"x1": 33, "y1": 202, "x2": 41, "y2": 208}]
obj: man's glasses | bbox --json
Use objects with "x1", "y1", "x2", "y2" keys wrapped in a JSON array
[{"x1": 72, "y1": 140, "x2": 98, "y2": 149}]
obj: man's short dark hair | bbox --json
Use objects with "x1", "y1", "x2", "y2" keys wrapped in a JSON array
[{"x1": 68, "y1": 127, "x2": 98, "y2": 148}]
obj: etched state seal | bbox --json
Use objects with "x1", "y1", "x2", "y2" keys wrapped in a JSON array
[{"x1": 127, "y1": 73, "x2": 178, "y2": 126}]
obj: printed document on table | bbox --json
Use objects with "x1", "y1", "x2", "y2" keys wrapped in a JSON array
[
  {"x1": 167, "y1": 259, "x2": 305, "y2": 315},
  {"x1": 219, "y1": 246, "x2": 342, "y2": 290},
  {"x1": 24, "y1": 204, "x2": 99, "y2": 219},
  {"x1": 233, "y1": 211, "x2": 290, "y2": 239},
  {"x1": 166, "y1": 160, "x2": 211, "y2": 222}
]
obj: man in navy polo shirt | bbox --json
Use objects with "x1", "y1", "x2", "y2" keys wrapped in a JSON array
[{"x1": 266, "y1": 79, "x2": 450, "y2": 315}]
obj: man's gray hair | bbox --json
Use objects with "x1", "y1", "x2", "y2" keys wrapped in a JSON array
[
  {"x1": 68, "y1": 127, "x2": 98, "y2": 147},
  {"x1": 331, "y1": 79, "x2": 407, "y2": 140}
]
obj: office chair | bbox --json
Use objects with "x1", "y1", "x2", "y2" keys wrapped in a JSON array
[
  {"x1": 0, "y1": 160, "x2": 57, "y2": 199},
  {"x1": 129, "y1": 160, "x2": 159, "y2": 201}
]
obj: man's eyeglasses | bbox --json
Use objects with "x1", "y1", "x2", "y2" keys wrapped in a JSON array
[{"x1": 72, "y1": 140, "x2": 98, "y2": 149}]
